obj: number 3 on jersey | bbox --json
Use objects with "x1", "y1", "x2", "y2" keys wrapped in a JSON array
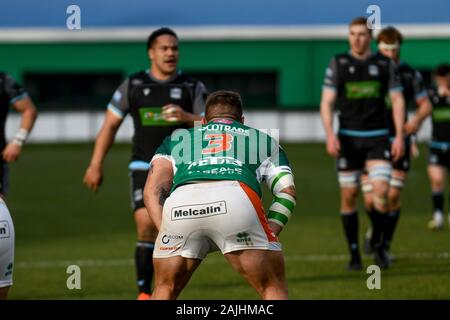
[{"x1": 202, "y1": 133, "x2": 234, "y2": 155}]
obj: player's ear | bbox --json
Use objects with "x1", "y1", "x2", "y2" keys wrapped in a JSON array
[
  {"x1": 240, "y1": 116, "x2": 245, "y2": 124},
  {"x1": 148, "y1": 48, "x2": 154, "y2": 61},
  {"x1": 201, "y1": 117, "x2": 207, "y2": 124}
]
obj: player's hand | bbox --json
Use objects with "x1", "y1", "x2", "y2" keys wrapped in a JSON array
[
  {"x1": 411, "y1": 141, "x2": 420, "y2": 158},
  {"x1": 268, "y1": 221, "x2": 283, "y2": 236},
  {"x1": 391, "y1": 136, "x2": 405, "y2": 162},
  {"x1": 162, "y1": 104, "x2": 188, "y2": 123},
  {"x1": 2, "y1": 141, "x2": 22, "y2": 162},
  {"x1": 404, "y1": 118, "x2": 420, "y2": 135},
  {"x1": 83, "y1": 164, "x2": 103, "y2": 192},
  {"x1": 326, "y1": 133, "x2": 340, "y2": 158}
]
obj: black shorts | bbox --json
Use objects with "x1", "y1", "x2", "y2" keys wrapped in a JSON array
[
  {"x1": 391, "y1": 137, "x2": 411, "y2": 172},
  {"x1": 337, "y1": 135, "x2": 391, "y2": 171},
  {"x1": 428, "y1": 145, "x2": 450, "y2": 171},
  {"x1": 129, "y1": 170, "x2": 149, "y2": 211},
  {"x1": 0, "y1": 160, "x2": 9, "y2": 195}
]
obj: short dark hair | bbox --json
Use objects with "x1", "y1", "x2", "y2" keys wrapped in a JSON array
[
  {"x1": 205, "y1": 91, "x2": 243, "y2": 121},
  {"x1": 377, "y1": 26, "x2": 403, "y2": 44},
  {"x1": 436, "y1": 63, "x2": 450, "y2": 77},
  {"x1": 349, "y1": 16, "x2": 372, "y2": 36},
  {"x1": 146, "y1": 27, "x2": 178, "y2": 50}
]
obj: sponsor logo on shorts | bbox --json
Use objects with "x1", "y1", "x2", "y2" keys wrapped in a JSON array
[
  {"x1": 158, "y1": 245, "x2": 181, "y2": 251},
  {"x1": 403, "y1": 160, "x2": 409, "y2": 169},
  {"x1": 0, "y1": 220, "x2": 10, "y2": 239},
  {"x1": 338, "y1": 158, "x2": 347, "y2": 170},
  {"x1": 236, "y1": 232, "x2": 253, "y2": 246},
  {"x1": 134, "y1": 189, "x2": 143, "y2": 202},
  {"x1": 171, "y1": 201, "x2": 227, "y2": 220},
  {"x1": 4, "y1": 262, "x2": 13, "y2": 277},
  {"x1": 161, "y1": 234, "x2": 184, "y2": 244}
]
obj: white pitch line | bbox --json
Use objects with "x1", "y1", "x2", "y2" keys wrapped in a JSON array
[{"x1": 15, "y1": 252, "x2": 450, "y2": 269}]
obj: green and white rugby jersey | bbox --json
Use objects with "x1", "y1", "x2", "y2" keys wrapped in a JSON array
[{"x1": 151, "y1": 118, "x2": 293, "y2": 198}]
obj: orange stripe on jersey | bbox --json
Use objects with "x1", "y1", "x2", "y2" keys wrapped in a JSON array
[{"x1": 239, "y1": 182, "x2": 278, "y2": 243}]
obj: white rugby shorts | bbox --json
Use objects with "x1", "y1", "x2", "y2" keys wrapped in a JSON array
[
  {"x1": 153, "y1": 180, "x2": 281, "y2": 259},
  {"x1": 0, "y1": 199, "x2": 14, "y2": 288}
]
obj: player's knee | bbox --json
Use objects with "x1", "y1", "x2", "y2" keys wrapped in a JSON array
[
  {"x1": 430, "y1": 180, "x2": 445, "y2": 191},
  {"x1": 136, "y1": 225, "x2": 158, "y2": 241},
  {"x1": 154, "y1": 272, "x2": 187, "y2": 299},
  {"x1": 135, "y1": 211, "x2": 158, "y2": 240},
  {"x1": 361, "y1": 182, "x2": 374, "y2": 209},
  {"x1": 341, "y1": 189, "x2": 359, "y2": 209},
  {"x1": 388, "y1": 187, "x2": 402, "y2": 210},
  {"x1": 372, "y1": 193, "x2": 388, "y2": 212},
  {"x1": 260, "y1": 281, "x2": 288, "y2": 300}
]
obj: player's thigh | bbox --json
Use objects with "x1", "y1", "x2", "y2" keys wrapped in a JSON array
[
  {"x1": 224, "y1": 249, "x2": 286, "y2": 286},
  {"x1": 336, "y1": 135, "x2": 365, "y2": 172},
  {"x1": 153, "y1": 256, "x2": 201, "y2": 285},
  {"x1": 340, "y1": 184, "x2": 359, "y2": 203},
  {"x1": 129, "y1": 169, "x2": 148, "y2": 212},
  {"x1": 336, "y1": 137, "x2": 364, "y2": 205},
  {"x1": 0, "y1": 286, "x2": 10, "y2": 300}
]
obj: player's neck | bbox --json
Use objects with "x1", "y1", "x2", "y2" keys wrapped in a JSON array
[
  {"x1": 208, "y1": 117, "x2": 239, "y2": 123},
  {"x1": 149, "y1": 68, "x2": 177, "y2": 82},
  {"x1": 350, "y1": 49, "x2": 371, "y2": 60}
]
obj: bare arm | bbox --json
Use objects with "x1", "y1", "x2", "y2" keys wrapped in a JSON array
[
  {"x1": 320, "y1": 88, "x2": 340, "y2": 157},
  {"x1": 404, "y1": 96, "x2": 432, "y2": 135},
  {"x1": 389, "y1": 91, "x2": 406, "y2": 162},
  {"x1": 143, "y1": 158, "x2": 174, "y2": 230},
  {"x1": 2, "y1": 97, "x2": 38, "y2": 162},
  {"x1": 83, "y1": 111, "x2": 123, "y2": 192}
]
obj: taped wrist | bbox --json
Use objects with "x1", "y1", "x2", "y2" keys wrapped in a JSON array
[
  {"x1": 12, "y1": 128, "x2": 29, "y2": 146},
  {"x1": 268, "y1": 192, "x2": 296, "y2": 228}
]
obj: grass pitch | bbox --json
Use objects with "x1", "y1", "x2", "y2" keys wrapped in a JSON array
[{"x1": 6, "y1": 143, "x2": 450, "y2": 299}]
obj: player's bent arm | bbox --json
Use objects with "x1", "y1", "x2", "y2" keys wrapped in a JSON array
[
  {"x1": 405, "y1": 96, "x2": 432, "y2": 134},
  {"x1": 83, "y1": 111, "x2": 123, "y2": 191},
  {"x1": 12, "y1": 96, "x2": 38, "y2": 133},
  {"x1": 320, "y1": 88, "x2": 337, "y2": 137},
  {"x1": 320, "y1": 88, "x2": 340, "y2": 157},
  {"x1": 2, "y1": 97, "x2": 38, "y2": 162},
  {"x1": 143, "y1": 158, "x2": 174, "y2": 231},
  {"x1": 266, "y1": 171, "x2": 296, "y2": 235},
  {"x1": 390, "y1": 91, "x2": 406, "y2": 139},
  {"x1": 389, "y1": 90, "x2": 406, "y2": 160}
]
